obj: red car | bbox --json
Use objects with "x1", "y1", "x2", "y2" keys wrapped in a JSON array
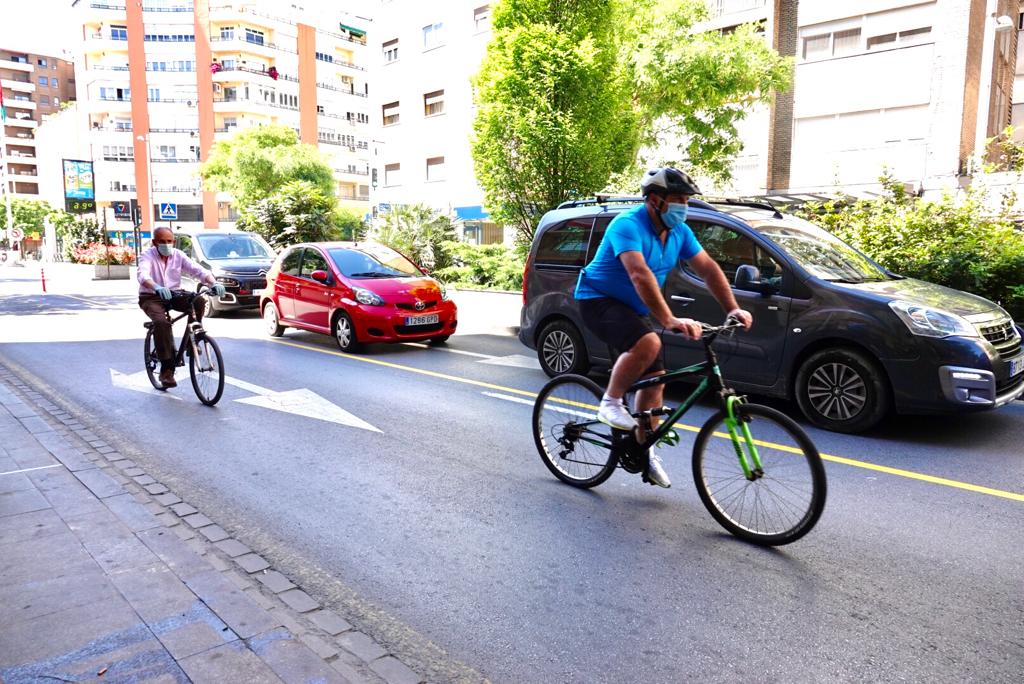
[{"x1": 259, "y1": 241, "x2": 458, "y2": 351}]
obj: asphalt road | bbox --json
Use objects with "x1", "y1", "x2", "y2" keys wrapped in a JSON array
[{"x1": 2, "y1": 268, "x2": 1022, "y2": 683}]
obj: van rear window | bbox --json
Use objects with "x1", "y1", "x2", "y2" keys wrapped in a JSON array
[{"x1": 535, "y1": 218, "x2": 593, "y2": 266}]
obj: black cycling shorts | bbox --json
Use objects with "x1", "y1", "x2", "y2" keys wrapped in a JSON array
[{"x1": 579, "y1": 297, "x2": 664, "y2": 375}]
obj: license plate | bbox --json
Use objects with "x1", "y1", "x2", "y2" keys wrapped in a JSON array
[
  {"x1": 253, "y1": 289, "x2": 265, "y2": 297},
  {"x1": 405, "y1": 314, "x2": 439, "y2": 326},
  {"x1": 1011, "y1": 357, "x2": 1024, "y2": 377}
]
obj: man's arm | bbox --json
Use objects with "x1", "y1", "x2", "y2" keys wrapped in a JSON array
[
  {"x1": 180, "y1": 253, "x2": 216, "y2": 286},
  {"x1": 137, "y1": 250, "x2": 157, "y2": 291},
  {"x1": 685, "y1": 251, "x2": 753, "y2": 328},
  {"x1": 620, "y1": 251, "x2": 702, "y2": 339}
]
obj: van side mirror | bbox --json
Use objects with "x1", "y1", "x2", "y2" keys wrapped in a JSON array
[{"x1": 734, "y1": 264, "x2": 776, "y2": 296}]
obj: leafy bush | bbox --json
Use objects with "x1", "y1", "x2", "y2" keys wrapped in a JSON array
[
  {"x1": 434, "y1": 241, "x2": 525, "y2": 291},
  {"x1": 54, "y1": 215, "x2": 103, "y2": 262},
  {"x1": 793, "y1": 174, "x2": 1024, "y2": 320},
  {"x1": 73, "y1": 242, "x2": 135, "y2": 265},
  {"x1": 366, "y1": 204, "x2": 457, "y2": 271}
]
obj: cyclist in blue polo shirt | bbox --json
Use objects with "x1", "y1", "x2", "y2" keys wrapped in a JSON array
[{"x1": 575, "y1": 167, "x2": 753, "y2": 488}]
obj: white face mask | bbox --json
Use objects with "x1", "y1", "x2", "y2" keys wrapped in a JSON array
[{"x1": 157, "y1": 243, "x2": 173, "y2": 257}]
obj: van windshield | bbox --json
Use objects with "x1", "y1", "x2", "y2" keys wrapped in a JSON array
[
  {"x1": 196, "y1": 234, "x2": 274, "y2": 260},
  {"x1": 750, "y1": 217, "x2": 890, "y2": 283}
]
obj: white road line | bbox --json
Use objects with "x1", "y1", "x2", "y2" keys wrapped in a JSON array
[
  {"x1": 400, "y1": 342, "x2": 492, "y2": 359},
  {"x1": 482, "y1": 391, "x2": 597, "y2": 420},
  {"x1": 0, "y1": 464, "x2": 65, "y2": 477},
  {"x1": 222, "y1": 375, "x2": 274, "y2": 396}
]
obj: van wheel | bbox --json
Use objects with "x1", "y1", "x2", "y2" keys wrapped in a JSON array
[
  {"x1": 795, "y1": 348, "x2": 890, "y2": 433},
  {"x1": 202, "y1": 290, "x2": 220, "y2": 318},
  {"x1": 537, "y1": 320, "x2": 590, "y2": 378}
]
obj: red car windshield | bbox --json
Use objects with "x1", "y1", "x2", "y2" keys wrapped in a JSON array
[{"x1": 328, "y1": 246, "x2": 422, "y2": 278}]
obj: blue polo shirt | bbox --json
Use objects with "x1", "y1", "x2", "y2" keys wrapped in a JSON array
[{"x1": 574, "y1": 204, "x2": 702, "y2": 315}]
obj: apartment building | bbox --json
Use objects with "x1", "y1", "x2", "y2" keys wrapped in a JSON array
[
  {"x1": 68, "y1": 0, "x2": 370, "y2": 233},
  {"x1": 702, "y1": 0, "x2": 1021, "y2": 199},
  {"x1": 370, "y1": 1, "x2": 506, "y2": 244},
  {"x1": 1, "y1": 49, "x2": 77, "y2": 200}
]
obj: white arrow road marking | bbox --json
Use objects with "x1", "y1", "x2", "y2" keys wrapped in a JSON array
[
  {"x1": 477, "y1": 354, "x2": 541, "y2": 369},
  {"x1": 235, "y1": 388, "x2": 381, "y2": 432},
  {"x1": 110, "y1": 369, "x2": 183, "y2": 400},
  {"x1": 222, "y1": 375, "x2": 274, "y2": 396},
  {"x1": 482, "y1": 391, "x2": 596, "y2": 420}
]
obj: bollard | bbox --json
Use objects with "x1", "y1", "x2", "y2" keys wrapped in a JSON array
[{"x1": 41, "y1": 268, "x2": 47, "y2": 293}]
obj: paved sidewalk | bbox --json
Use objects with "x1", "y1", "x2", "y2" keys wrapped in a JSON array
[{"x1": 0, "y1": 364, "x2": 423, "y2": 684}]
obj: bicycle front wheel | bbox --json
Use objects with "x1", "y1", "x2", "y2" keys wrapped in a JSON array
[
  {"x1": 532, "y1": 374, "x2": 617, "y2": 488},
  {"x1": 692, "y1": 403, "x2": 826, "y2": 546},
  {"x1": 189, "y1": 334, "x2": 225, "y2": 406},
  {"x1": 143, "y1": 329, "x2": 162, "y2": 390}
]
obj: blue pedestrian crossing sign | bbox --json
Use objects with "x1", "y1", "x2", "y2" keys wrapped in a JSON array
[{"x1": 159, "y1": 203, "x2": 178, "y2": 220}]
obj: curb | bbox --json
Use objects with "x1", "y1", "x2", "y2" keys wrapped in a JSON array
[{"x1": 0, "y1": 361, "x2": 426, "y2": 684}]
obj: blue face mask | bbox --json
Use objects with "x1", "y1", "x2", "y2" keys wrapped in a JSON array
[
  {"x1": 661, "y1": 202, "x2": 688, "y2": 229},
  {"x1": 157, "y1": 243, "x2": 173, "y2": 257}
]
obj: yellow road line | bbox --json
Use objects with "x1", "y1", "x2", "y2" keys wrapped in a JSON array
[{"x1": 271, "y1": 338, "x2": 1024, "y2": 503}]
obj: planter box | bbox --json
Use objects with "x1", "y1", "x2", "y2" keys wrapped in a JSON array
[{"x1": 94, "y1": 264, "x2": 130, "y2": 280}]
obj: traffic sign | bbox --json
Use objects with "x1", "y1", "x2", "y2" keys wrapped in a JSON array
[
  {"x1": 113, "y1": 201, "x2": 132, "y2": 221},
  {"x1": 10, "y1": 227, "x2": 25, "y2": 241},
  {"x1": 159, "y1": 203, "x2": 178, "y2": 220}
]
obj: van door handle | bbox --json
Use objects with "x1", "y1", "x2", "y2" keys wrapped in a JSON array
[{"x1": 671, "y1": 295, "x2": 695, "y2": 304}]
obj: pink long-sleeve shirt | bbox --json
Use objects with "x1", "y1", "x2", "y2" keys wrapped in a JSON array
[{"x1": 137, "y1": 245, "x2": 213, "y2": 294}]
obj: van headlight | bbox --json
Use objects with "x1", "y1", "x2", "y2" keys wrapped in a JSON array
[
  {"x1": 888, "y1": 300, "x2": 978, "y2": 338},
  {"x1": 353, "y1": 287, "x2": 384, "y2": 306}
]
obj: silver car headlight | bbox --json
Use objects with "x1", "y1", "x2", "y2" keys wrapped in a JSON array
[
  {"x1": 353, "y1": 287, "x2": 384, "y2": 306},
  {"x1": 888, "y1": 300, "x2": 979, "y2": 338},
  {"x1": 438, "y1": 281, "x2": 450, "y2": 301}
]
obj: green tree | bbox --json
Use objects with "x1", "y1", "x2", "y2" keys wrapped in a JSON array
[
  {"x1": 366, "y1": 204, "x2": 457, "y2": 270},
  {"x1": 472, "y1": 0, "x2": 792, "y2": 241},
  {"x1": 1, "y1": 198, "x2": 54, "y2": 235},
  {"x1": 200, "y1": 124, "x2": 336, "y2": 211},
  {"x1": 335, "y1": 206, "x2": 367, "y2": 241},
  {"x1": 52, "y1": 213, "x2": 104, "y2": 261},
  {"x1": 473, "y1": 0, "x2": 639, "y2": 242},
  {"x1": 627, "y1": 1, "x2": 792, "y2": 184},
  {"x1": 238, "y1": 180, "x2": 339, "y2": 250}
]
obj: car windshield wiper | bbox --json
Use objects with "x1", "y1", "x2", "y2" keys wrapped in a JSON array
[{"x1": 349, "y1": 271, "x2": 399, "y2": 278}]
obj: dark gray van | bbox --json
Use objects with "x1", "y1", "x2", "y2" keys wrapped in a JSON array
[
  {"x1": 173, "y1": 229, "x2": 276, "y2": 317},
  {"x1": 519, "y1": 197, "x2": 1024, "y2": 433}
]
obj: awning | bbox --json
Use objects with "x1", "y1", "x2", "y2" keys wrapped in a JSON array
[
  {"x1": 454, "y1": 205, "x2": 489, "y2": 221},
  {"x1": 339, "y1": 23, "x2": 366, "y2": 37}
]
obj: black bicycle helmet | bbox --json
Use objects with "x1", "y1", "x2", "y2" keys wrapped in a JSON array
[{"x1": 640, "y1": 167, "x2": 702, "y2": 197}]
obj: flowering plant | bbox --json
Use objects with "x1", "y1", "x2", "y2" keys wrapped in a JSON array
[{"x1": 73, "y1": 242, "x2": 136, "y2": 265}]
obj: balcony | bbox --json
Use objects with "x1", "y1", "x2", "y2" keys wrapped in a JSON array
[
  {"x1": 81, "y1": 2, "x2": 127, "y2": 21},
  {"x1": 7, "y1": 99, "x2": 36, "y2": 111},
  {"x1": 209, "y1": 35, "x2": 295, "y2": 58},
  {"x1": 0, "y1": 58, "x2": 33, "y2": 73},
  {"x1": 6, "y1": 150, "x2": 37, "y2": 160},
  {"x1": 1, "y1": 79, "x2": 35, "y2": 93},
  {"x1": 213, "y1": 93, "x2": 298, "y2": 115},
  {"x1": 707, "y1": 0, "x2": 767, "y2": 18},
  {"x1": 7, "y1": 133, "x2": 36, "y2": 145},
  {"x1": 4, "y1": 118, "x2": 38, "y2": 128},
  {"x1": 7, "y1": 170, "x2": 40, "y2": 182},
  {"x1": 84, "y1": 33, "x2": 130, "y2": 55},
  {"x1": 212, "y1": 65, "x2": 298, "y2": 85}
]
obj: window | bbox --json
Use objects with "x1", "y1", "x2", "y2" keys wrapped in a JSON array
[
  {"x1": 686, "y1": 223, "x2": 782, "y2": 289},
  {"x1": 384, "y1": 162, "x2": 401, "y2": 186},
  {"x1": 535, "y1": 218, "x2": 594, "y2": 267},
  {"x1": 423, "y1": 89, "x2": 444, "y2": 116},
  {"x1": 802, "y1": 33, "x2": 829, "y2": 59},
  {"x1": 383, "y1": 38, "x2": 398, "y2": 63},
  {"x1": 474, "y1": 5, "x2": 491, "y2": 32},
  {"x1": 244, "y1": 28, "x2": 265, "y2": 45},
  {"x1": 111, "y1": 25, "x2": 128, "y2": 40},
  {"x1": 38, "y1": 76, "x2": 48, "y2": 86},
  {"x1": 426, "y1": 156, "x2": 445, "y2": 182},
  {"x1": 148, "y1": 87, "x2": 161, "y2": 101},
  {"x1": 52, "y1": 97, "x2": 60, "y2": 106},
  {"x1": 220, "y1": 26, "x2": 235, "y2": 40},
  {"x1": 223, "y1": 116, "x2": 238, "y2": 130},
  {"x1": 300, "y1": 249, "x2": 329, "y2": 279},
  {"x1": 40, "y1": 95, "x2": 50, "y2": 105},
  {"x1": 866, "y1": 32, "x2": 896, "y2": 50},
  {"x1": 832, "y1": 29, "x2": 861, "y2": 56},
  {"x1": 51, "y1": 78, "x2": 58, "y2": 88},
  {"x1": 382, "y1": 101, "x2": 399, "y2": 126},
  {"x1": 37, "y1": 58, "x2": 47, "y2": 67},
  {"x1": 281, "y1": 248, "x2": 302, "y2": 276},
  {"x1": 422, "y1": 22, "x2": 443, "y2": 49},
  {"x1": 158, "y1": 145, "x2": 176, "y2": 159}
]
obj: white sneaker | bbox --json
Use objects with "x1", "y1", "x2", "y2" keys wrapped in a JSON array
[
  {"x1": 597, "y1": 400, "x2": 637, "y2": 430},
  {"x1": 645, "y1": 451, "x2": 671, "y2": 488}
]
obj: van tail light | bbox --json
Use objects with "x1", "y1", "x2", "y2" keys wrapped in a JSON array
[{"x1": 522, "y1": 254, "x2": 532, "y2": 306}]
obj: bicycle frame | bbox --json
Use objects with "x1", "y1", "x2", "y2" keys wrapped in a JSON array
[
  {"x1": 576, "y1": 326, "x2": 766, "y2": 481},
  {"x1": 161, "y1": 296, "x2": 206, "y2": 369}
]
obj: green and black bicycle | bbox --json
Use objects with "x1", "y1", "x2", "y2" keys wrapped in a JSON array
[{"x1": 532, "y1": 318, "x2": 827, "y2": 546}]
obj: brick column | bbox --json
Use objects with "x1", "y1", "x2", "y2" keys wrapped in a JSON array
[
  {"x1": 194, "y1": 0, "x2": 219, "y2": 227},
  {"x1": 766, "y1": 0, "x2": 797, "y2": 193},
  {"x1": 126, "y1": 0, "x2": 152, "y2": 231},
  {"x1": 297, "y1": 24, "x2": 318, "y2": 146}
]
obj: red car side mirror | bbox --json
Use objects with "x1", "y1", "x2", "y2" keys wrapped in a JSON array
[{"x1": 310, "y1": 270, "x2": 330, "y2": 283}]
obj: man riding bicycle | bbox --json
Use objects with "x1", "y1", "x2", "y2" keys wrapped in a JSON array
[
  {"x1": 137, "y1": 227, "x2": 225, "y2": 388},
  {"x1": 574, "y1": 167, "x2": 753, "y2": 488}
]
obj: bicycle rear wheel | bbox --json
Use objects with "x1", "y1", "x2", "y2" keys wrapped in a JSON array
[
  {"x1": 188, "y1": 334, "x2": 225, "y2": 406},
  {"x1": 533, "y1": 374, "x2": 617, "y2": 488},
  {"x1": 143, "y1": 328, "x2": 162, "y2": 390},
  {"x1": 692, "y1": 403, "x2": 826, "y2": 546}
]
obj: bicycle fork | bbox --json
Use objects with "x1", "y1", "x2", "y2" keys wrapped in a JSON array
[{"x1": 723, "y1": 395, "x2": 764, "y2": 481}]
